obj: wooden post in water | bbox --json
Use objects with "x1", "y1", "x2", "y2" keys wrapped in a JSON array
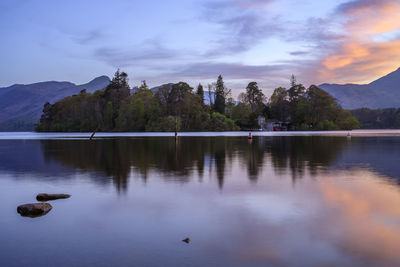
[
  {"x1": 175, "y1": 116, "x2": 178, "y2": 141},
  {"x1": 90, "y1": 125, "x2": 100, "y2": 140}
]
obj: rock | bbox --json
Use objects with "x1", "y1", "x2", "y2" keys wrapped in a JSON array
[
  {"x1": 17, "y1": 203, "x2": 52, "y2": 217},
  {"x1": 182, "y1": 238, "x2": 190, "y2": 244},
  {"x1": 36, "y1": 193, "x2": 71, "y2": 201}
]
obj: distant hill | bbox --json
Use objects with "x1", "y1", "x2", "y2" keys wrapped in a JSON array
[
  {"x1": 319, "y1": 68, "x2": 400, "y2": 109},
  {"x1": 0, "y1": 76, "x2": 110, "y2": 131}
]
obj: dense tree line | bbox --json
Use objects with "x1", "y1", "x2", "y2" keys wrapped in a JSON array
[
  {"x1": 267, "y1": 76, "x2": 359, "y2": 130},
  {"x1": 35, "y1": 70, "x2": 359, "y2": 132},
  {"x1": 351, "y1": 108, "x2": 400, "y2": 129},
  {"x1": 36, "y1": 70, "x2": 238, "y2": 132}
]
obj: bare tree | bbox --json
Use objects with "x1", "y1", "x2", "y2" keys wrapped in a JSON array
[{"x1": 207, "y1": 83, "x2": 215, "y2": 106}]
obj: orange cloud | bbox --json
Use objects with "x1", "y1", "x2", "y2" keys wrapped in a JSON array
[
  {"x1": 323, "y1": 42, "x2": 370, "y2": 70},
  {"x1": 343, "y1": 1, "x2": 400, "y2": 35},
  {"x1": 318, "y1": 0, "x2": 400, "y2": 84},
  {"x1": 320, "y1": 40, "x2": 400, "y2": 83}
]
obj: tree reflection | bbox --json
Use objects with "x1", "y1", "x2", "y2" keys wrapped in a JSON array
[
  {"x1": 266, "y1": 136, "x2": 349, "y2": 182},
  {"x1": 36, "y1": 136, "x2": 349, "y2": 192},
  {"x1": 246, "y1": 137, "x2": 267, "y2": 182}
]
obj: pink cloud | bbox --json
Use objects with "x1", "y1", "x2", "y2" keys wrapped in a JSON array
[{"x1": 316, "y1": 0, "x2": 400, "y2": 84}]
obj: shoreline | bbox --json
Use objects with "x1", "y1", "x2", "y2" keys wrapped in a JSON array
[{"x1": 0, "y1": 129, "x2": 400, "y2": 139}]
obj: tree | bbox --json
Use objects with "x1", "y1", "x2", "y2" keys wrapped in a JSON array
[
  {"x1": 269, "y1": 87, "x2": 290, "y2": 121},
  {"x1": 155, "y1": 83, "x2": 173, "y2": 114},
  {"x1": 206, "y1": 83, "x2": 215, "y2": 116},
  {"x1": 336, "y1": 110, "x2": 360, "y2": 130},
  {"x1": 231, "y1": 103, "x2": 256, "y2": 129},
  {"x1": 115, "y1": 86, "x2": 160, "y2": 131},
  {"x1": 36, "y1": 91, "x2": 103, "y2": 132},
  {"x1": 245, "y1": 82, "x2": 266, "y2": 113},
  {"x1": 196, "y1": 83, "x2": 204, "y2": 103},
  {"x1": 306, "y1": 85, "x2": 338, "y2": 126},
  {"x1": 139, "y1": 80, "x2": 149, "y2": 91},
  {"x1": 104, "y1": 69, "x2": 131, "y2": 128},
  {"x1": 35, "y1": 70, "x2": 359, "y2": 133},
  {"x1": 288, "y1": 84, "x2": 306, "y2": 104},
  {"x1": 146, "y1": 115, "x2": 180, "y2": 132},
  {"x1": 168, "y1": 82, "x2": 193, "y2": 116},
  {"x1": 293, "y1": 98, "x2": 310, "y2": 127},
  {"x1": 302, "y1": 85, "x2": 359, "y2": 130},
  {"x1": 109, "y1": 69, "x2": 130, "y2": 89},
  {"x1": 351, "y1": 108, "x2": 400, "y2": 129},
  {"x1": 208, "y1": 112, "x2": 239, "y2": 131},
  {"x1": 290, "y1": 74, "x2": 297, "y2": 87},
  {"x1": 214, "y1": 75, "x2": 227, "y2": 114}
]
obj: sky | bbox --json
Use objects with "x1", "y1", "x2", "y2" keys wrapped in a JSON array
[{"x1": 1, "y1": 0, "x2": 400, "y2": 96}]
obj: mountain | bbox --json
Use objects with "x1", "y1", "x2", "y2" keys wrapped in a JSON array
[
  {"x1": 319, "y1": 68, "x2": 400, "y2": 109},
  {"x1": 0, "y1": 76, "x2": 110, "y2": 131}
]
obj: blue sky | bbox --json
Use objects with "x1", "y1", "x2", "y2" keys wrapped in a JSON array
[{"x1": 1, "y1": 0, "x2": 400, "y2": 96}]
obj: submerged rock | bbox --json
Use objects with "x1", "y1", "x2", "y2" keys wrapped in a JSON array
[
  {"x1": 36, "y1": 193, "x2": 71, "y2": 201},
  {"x1": 17, "y1": 203, "x2": 52, "y2": 217}
]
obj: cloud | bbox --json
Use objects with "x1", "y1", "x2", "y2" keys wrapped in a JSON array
[
  {"x1": 171, "y1": 62, "x2": 287, "y2": 80},
  {"x1": 202, "y1": 0, "x2": 282, "y2": 56},
  {"x1": 94, "y1": 40, "x2": 181, "y2": 68},
  {"x1": 90, "y1": 0, "x2": 289, "y2": 91},
  {"x1": 289, "y1": 51, "x2": 309, "y2": 56},
  {"x1": 315, "y1": 0, "x2": 400, "y2": 84},
  {"x1": 196, "y1": 0, "x2": 400, "y2": 86},
  {"x1": 95, "y1": 47, "x2": 176, "y2": 68},
  {"x1": 205, "y1": 0, "x2": 273, "y2": 10},
  {"x1": 320, "y1": 39, "x2": 400, "y2": 83},
  {"x1": 73, "y1": 29, "x2": 106, "y2": 45},
  {"x1": 69, "y1": 0, "x2": 400, "y2": 90},
  {"x1": 336, "y1": 0, "x2": 400, "y2": 35}
]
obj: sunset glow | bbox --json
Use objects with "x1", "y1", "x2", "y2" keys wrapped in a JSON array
[{"x1": 1, "y1": 0, "x2": 399, "y2": 92}]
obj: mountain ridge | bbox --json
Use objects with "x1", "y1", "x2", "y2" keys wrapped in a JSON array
[
  {"x1": 0, "y1": 76, "x2": 111, "y2": 131},
  {"x1": 319, "y1": 67, "x2": 400, "y2": 109}
]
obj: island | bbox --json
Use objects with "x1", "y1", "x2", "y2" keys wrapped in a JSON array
[{"x1": 35, "y1": 70, "x2": 359, "y2": 132}]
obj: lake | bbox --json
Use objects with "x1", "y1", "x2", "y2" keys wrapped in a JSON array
[{"x1": 1, "y1": 131, "x2": 400, "y2": 266}]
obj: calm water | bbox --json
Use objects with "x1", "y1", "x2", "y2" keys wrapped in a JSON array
[{"x1": 1, "y1": 132, "x2": 400, "y2": 266}]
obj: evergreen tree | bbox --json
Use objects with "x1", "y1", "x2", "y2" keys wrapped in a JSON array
[
  {"x1": 214, "y1": 75, "x2": 226, "y2": 114},
  {"x1": 290, "y1": 74, "x2": 297, "y2": 87},
  {"x1": 139, "y1": 80, "x2": 149, "y2": 91},
  {"x1": 196, "y1": 83, "x2": 204, "y2": 103},
  {"x1": 287, "y1": 75, "x2": 306, "y2": 121},
  {"x1": 288, "y1": 81, "x2": 306, "y2": 104},
  {"x1": 104, "y1": 69, "x2": 131, "y2": 128}
]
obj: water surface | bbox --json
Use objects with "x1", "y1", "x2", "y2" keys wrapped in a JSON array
[{"x1": 1, "y1": 132, "x2": 400, "y2": 266}]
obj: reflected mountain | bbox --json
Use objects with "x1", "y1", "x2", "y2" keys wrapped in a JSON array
[{"x1": 1, "y1": 136, "x2": 399, "y2": 191}]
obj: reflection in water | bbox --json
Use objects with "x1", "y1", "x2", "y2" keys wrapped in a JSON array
[
  {"x1": 314, "y1": 171, "x2": 400, "y2": 265},
  {"x1": 36, "y1": 136, "x2": 349, "y2": 191},
  {"x1": 0, "y1": 136, "x2": 398, "y2": 191},
  {"x1": 1, "y1": 136, "x2": 400, "y2": 266}
]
